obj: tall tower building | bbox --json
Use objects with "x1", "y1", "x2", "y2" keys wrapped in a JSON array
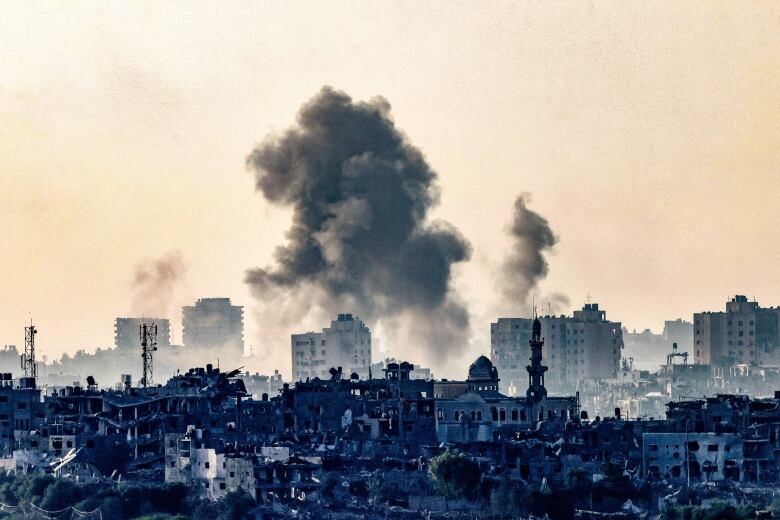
[{"x1": 182, "y1": 298, "x2": 244, "y2": 359}]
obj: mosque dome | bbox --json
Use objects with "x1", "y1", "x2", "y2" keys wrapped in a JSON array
[{"x1": 468, "y1": 355, "x2": 499, "y2": 381}]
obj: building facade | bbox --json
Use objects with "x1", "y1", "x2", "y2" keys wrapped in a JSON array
[
  {"x1": 437, "y1": 318, "x2": 579, "y2": 443},
  {"x1": 643, "y1": 432, "x2": 744, "y2": 482},
  {"x1": 291, "y1": 314, "x2": 372, "y2": 381},
  {"x1": 114, "y1": 318, "x2": 171, "y2": 351},
  {"x1": 663, "y1": 319, "x2": 693, "y2": 350},
  {"x1": 694, "y1": 295, "x2": 780, "y2": 366},
  {"x1": 182, "y1": 298, "x2": 244, "y2": 360},
  {"x1": 0, "y1": 375, "x2": 45, "y2": 452},
  {"x1": 491, "y1": 303, "x2": 623, "y2": 394}
]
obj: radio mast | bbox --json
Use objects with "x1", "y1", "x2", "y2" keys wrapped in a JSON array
[
  {"x1": 139, "y1": 323, "x2": 158, "y2": 388},
  {"x1": 20, "y1": 321, "x2": 38, "y2": 379}
]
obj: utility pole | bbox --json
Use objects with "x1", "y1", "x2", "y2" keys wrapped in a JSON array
[{"x1": 139, "y1": 323, "x2": 158, "y2": 388}]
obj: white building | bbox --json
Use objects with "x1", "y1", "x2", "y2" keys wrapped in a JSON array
[
  {"x1": 165, "y1": 428, "x2": 256, "y2": 501},
  {"x1": 291, "y1": 314, "x2": 371, "y2": 381}
]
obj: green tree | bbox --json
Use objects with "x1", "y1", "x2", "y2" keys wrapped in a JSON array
[
  {"x1": 427, "y1": 450, "x2": 481, "y2": 500},
  {"x1": 216, "y1": 490, "x2": 255, "y2": 520}
]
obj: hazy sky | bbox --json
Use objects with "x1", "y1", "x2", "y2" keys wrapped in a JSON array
[{"x1": 1, "y1": 2, "x2": 779, "y2": 376}]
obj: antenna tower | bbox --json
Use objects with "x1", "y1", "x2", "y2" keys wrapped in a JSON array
[
  {"x1": 20, "y1": 321, "x2": 38, "y2": 378},
  {"x1": 139, "y1": 323, "x2": 158, "y2": 388}
]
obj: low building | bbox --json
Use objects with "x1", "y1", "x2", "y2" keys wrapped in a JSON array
[
  {"x1": 0, "y1": 374, "x2": 45, "y2": 453},
  {"x1": 165, "y1": 427, "x2": 256, "y2": 500},
  {"x1": 643, "y1": 432, "x2": 743, "y2": 482}
]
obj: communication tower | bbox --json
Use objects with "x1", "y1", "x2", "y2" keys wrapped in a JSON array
[
  {"x1": 139, "y1": 323, "x2": 158, "y2": 388},
  {"x1": 20, "y1": 321, "x2": 38, "y2": 379}
]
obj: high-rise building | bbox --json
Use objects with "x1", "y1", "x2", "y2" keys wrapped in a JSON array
[
  {"x1": 694, "y1": 295, "x2": 780, "y2": 366},
  {"x1": 490, "y1": 318, "x2": 533, "y2": 396},
  {"x1": 491, "y1": 303, "x2": 623, "y2": 395},
  {"x1": 291, "y1": 313, "x2": 371, "y2": 381},
  {"x1": 115, "y1": 318, "x2": 171, "y2": 351},
  {"x1": 182, "y1": 298, "x2": 244, "y2": 358}
]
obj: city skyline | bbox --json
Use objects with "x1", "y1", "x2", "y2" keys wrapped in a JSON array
[{"x1": 2, "y1": 2, "x2": 779, "y2": 377}]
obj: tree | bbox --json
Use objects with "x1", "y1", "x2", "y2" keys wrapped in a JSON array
[
  {"x1": 217, "y1": 490, "x2": 255, "y2": 520},
  {"x1": 427, "y1": 450, "x2": 481, "y2": 500},
  {"x1": 593, "y1": 461, "x2": 634, "y2": 504}
]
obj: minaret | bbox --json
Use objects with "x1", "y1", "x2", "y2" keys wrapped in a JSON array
[{"x1": 526, "y1": 315, "x2": 547, "y2": 402}]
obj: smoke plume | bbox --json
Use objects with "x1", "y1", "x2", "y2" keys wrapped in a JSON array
[
  {"x1": 500, "y1": 193, "x2": 567, "y2": 313},
  {"x1": 130, "y1": 251, "x2": 187, "y2": 317},
  {"x1": 245, "y1": 86, "x2": 471, "y2": 370}
]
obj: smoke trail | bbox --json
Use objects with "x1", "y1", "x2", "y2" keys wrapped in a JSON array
[
  {"x1": 245, "y1": 86, "x2": 471, "y2": 370},
  {"x1": 130, "y1": 251, "x2": 186, "y2": 317},
  {"x1": 500, "y1": 193, "x2": 565, "y2": 312}
]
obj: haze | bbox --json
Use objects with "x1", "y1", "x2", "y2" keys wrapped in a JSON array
[{"x1": 1, "y1": 1, "x2": 778, "y2": 376}]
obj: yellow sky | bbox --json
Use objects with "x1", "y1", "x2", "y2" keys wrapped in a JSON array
[{"x1": 1, "y1": 1, "x2": 779, "y2": 375}]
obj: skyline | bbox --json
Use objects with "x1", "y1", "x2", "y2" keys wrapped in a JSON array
[{"x1": 2, "y1": 2, "x2": 779, "y2": 376}]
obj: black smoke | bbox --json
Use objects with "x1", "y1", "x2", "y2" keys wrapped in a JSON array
[
  {"x1": 500, "y1": 193, "x2": 566, "y2": 312},
  {"x1": 245, "y1": 87, "x2": 471, "y2": 367}
]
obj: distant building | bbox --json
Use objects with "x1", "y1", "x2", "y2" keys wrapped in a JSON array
[
  {"x1": 491, "y1": 303, "x2": 623, "y2": 394},
  {"x1": 291, "y1": 314, "x2": 371, "y2": 381},
  {"x1": 436, "y1": 318, "x2": 579, "y2": 443},
  {"x1": 663, "y1": 319, "x2": 693, "y2": 350},
  {"x1": 370, "y1": 358, "x2": 433, "y2": 381},
  {"x1": 694, "y1": 295, "x2": 780, "y2": 366},
  {"x1": 0, "y1": 375, "x2": 44, "y2": 450},
  {"x1": 182, "y1": 298, "x2": 244, "y2": 359},
  {"x1": 114, "y1": 318, "x2": 171, "y2": 351},
  {"x1": 490, "y1": 318, "x2": 532, "y2": 396},
  {"x1": 241, "y1": 370, "x2": 284, "y2": 400},
  {"x1": 621, "y1": 319, "x2": 692, "y2": 371},
  {"x1": 623, "y1": 328, "x2": 668, "y2": 371}
]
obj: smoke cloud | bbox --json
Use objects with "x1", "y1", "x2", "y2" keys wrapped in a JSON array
[
  {"x1": 245, "y1": 86, "x2": 471, "y2": 371},
  {"x1": 130, "y1": 251, "x2": 187, "y2": 318},
  {"x1": 500, "y1": 193, "x2": 567, "y2": 314}
]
